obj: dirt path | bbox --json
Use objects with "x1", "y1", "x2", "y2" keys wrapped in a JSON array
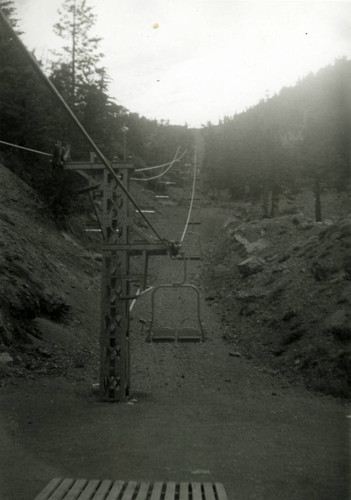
[{"x1": 0, "y1": 206, "x2": 349, "y2": 500}]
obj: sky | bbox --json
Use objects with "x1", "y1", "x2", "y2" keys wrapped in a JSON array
[{"x1": 12, "y1": 0, "x2": 351, "y2": 127}]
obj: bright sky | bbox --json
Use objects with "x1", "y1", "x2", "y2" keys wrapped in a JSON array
[{"x1": 13, "y1": 0, "x2": 351, "y2": 127}]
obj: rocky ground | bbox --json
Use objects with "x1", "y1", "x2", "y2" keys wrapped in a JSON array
[
  {"x1": 0, "y1": 163, "x2": 350, "y2": 500},
  {"x1": 205, "y1": 194, "x2": 351, "y2": 398},
  {"x1": 0, "y1": 164, "x2": 101, "y2": 384}
]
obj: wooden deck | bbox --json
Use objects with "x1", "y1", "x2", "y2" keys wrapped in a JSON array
[{"x1": 34, "y1": 478, "x2": 228, "y2": 500}]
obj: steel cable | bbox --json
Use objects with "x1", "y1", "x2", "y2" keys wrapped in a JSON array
[
  {"x1": 134, "y1": 148, "x2": 187, "y2": 172},
  {"x1": 0, "y1": 139, "x2": 53, "y2": 157},
  {"x1": 0, "y1": 9, "x2": 169, "y2": 250},
  {"x1": 180, "y1": 147, "x2": 198, "y2": 243},
  {"x1": 131, "y1": 147, "x2": 182, "y2": 181}
]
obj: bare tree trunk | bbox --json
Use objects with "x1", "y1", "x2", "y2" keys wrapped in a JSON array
[
  {"x1": 314, "y1": 176, "x2": 322, "y2": 222},
  {"x1": 71, "y1": 0, "x2": 76, "y2": 103},
  {"x1": 261, "y1": 186, "x2": 270, "y2": 218},
  {"x1": 270, "y1": 183, "x2": 279, "y2": 217}
]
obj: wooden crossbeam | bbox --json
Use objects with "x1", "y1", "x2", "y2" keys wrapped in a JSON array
[
  {"x1": 175, "y1": 255, "x2": 202, "y2": 261},
  {"x1": 150, "y1": 328, "x2": 202, "y2": 343},
  {"x1": 34, "y1": 479, "x2": 228, "y2": 500},
  {"x1": 64, "y1": 162, "x2": 133, "y2": 171}
]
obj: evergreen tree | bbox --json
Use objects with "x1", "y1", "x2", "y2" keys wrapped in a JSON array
[
  {"x1": 52, "y1": 0, "x2": 104, "y2": 108},
  {"x1": 0, "y1": 0, "x2": 20, "y2": 29},
  {"x1": 0, "y1": 0, "x2": 25, "y2": 145},
  {"x1": 0, "y1": 1, "x2": 53, "y2": 177},
  {"x1": 201, "y1": 59, "x2": 351, "y2": 216}
]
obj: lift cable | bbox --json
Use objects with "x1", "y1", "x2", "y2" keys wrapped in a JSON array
[
  {"x1": 0, "y1": 9, "x2": 169, "y2": 251},
  {"x1": 135, "y1": 160, "x2": 175, "y2": 172},
  {"x1": 131, "y1": 146, "x2": 182, "y2": 182},
  {"x1": 180, "y1": 147, "x2": 198, "y2": 244},
  {"x1": 131, "y1": 146, "x2": 179, "y2": 181},
  {"x1": 134, "y1": 148, "x2": 187, "y2": 172},
  {"x1": 0, "y1": 139, "x2": 53, "y2": 157}
]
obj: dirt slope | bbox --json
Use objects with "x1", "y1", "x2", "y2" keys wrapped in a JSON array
[
  {"x1": 205, "y1": 196, "x2": 351, "y2": 398},
  {"x1": 0, "y1": 163, "x2": 101, "y2": 382}
]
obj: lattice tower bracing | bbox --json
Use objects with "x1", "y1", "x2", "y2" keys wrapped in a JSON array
[
  {"x1": 99, "y1": 166, "x2": 132, "y2": 401},
  {"x1": 65, "y1": 159, "x2": 168, "y2": 402}
]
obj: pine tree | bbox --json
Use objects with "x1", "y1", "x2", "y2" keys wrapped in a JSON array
[
  {"x1": 0, "y1": 0, "x2": 20, "y2": 30},
  {"x1": 0, "y1": 0, "x2": 24, "y2": 143},
  {"x1": 52, "y1": 0, "x2": 104, "y2": 108},
  {"x1": 0, "y1": 1, "x2": 44, "y2": 168}
]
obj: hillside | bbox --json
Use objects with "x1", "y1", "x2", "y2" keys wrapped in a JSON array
[
  {"x1": 202, "y1": 59, "x2": 351, "y2": 220},
  {"x1": 0, "y1": 163, "x2": 101, "y2": 382},
  {"x1": 204, "y1": 190, "x2": 351, "y2": 398}
]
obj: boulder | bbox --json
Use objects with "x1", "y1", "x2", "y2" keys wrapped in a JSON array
[
  {"x1": 325, "y1": 309, "x2": 349, "y2": 329},
  {"x1": 236, "y1": 289, "x2": 268, "y2": 302},
  {"x1": 0, "y1": 352, "x2": 13, "y2": 366},
  {"x1": 237, "y1": 256, "x2": 265, "y2": 276},
  {"x1": 325, "y1": 309, "x2": 351, "y2": 341},
  {"x1": 233, "y1": 233, "x2": 270, "y2": 256},
  {"x1": 299, "y1": 221, "x2": 314, "y2": 230},
  {"x1": 223, "y1": 217, "x2": 241, "y2": 235}
]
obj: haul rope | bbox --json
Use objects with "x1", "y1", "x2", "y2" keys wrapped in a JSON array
[
  {"x1": 0, "y1": 139, "x2": 53, "y2": 157},
  {"x1": 131, "y1": 147, "x2": 186, "y2": 181},
  {"x1": 134, "y1": 148, "x2": 187, "y2": 172},
  {"x1": 180, "y1": 147, "x2": 198, "y2": 243}
]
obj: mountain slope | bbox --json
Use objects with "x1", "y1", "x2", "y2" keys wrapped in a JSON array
[{"x1": 0, "y1": 163, "x2": 101, "y2": 381}]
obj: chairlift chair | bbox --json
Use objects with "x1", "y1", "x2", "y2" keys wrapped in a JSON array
[
  {"x1": 147, "y1": 255, "x2": 204, "y2": 343},
  {"x1": 178, "y1": 230, "x2": 202, "y2": 260}
]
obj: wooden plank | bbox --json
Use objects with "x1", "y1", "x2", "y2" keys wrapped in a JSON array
[
  {"x1": 164, "y1": 482, "x2": 176, "y2": 500},
  {"x1": 34, "y1": 478, "x2": 62, "y2": 500},
  {"x1": 93, "y1": 479, "x2": 113, "y2": 499},
  {"x1": 177, "y1": 337, "x2": 202, "y2": 343},
  {"x1": 150, "y1": 482, "x2": 163, "y2": 500},
  {"x1": 48, "y1": 478, "x2": 75, "y2": 500},
  {"x1": 105, "y1": 480, "x2": 125, "y2": 500},
  {"x1": 76, "y1": 479, "x2": 100, "y2": 500},
  {"x1": 64, "y1": 479, "x2": 89, "y2": 500},
  {"x1": 202, "y1": 483, "x2": 216, "y2": 500},
  {"x1": 175, "y1": 256, "x2": 201, "y2": 261},
  {"x1": 177, "y1": 328, "x2": 202, "y2": 342},
  {"x1": 65, "y1": 162, "x2": 133, "y2": 171},
  {"x1": 135, "y1": 482, "x2": 150, "y2": 500},
  {"x1": 214, "y1": 483, "x2": 228, "y2": 500},
  {"x1": 34, "y1": 479, "x2": 227, "y2": 500},
  {"x1": 179, "y1": 482, "x2": 189, "y2": 500},
  {"x1": 121, "y1": 481, "x2": 138, "y2": 500},
  {"x1": 151, "y1": 328, "x2": 176, "y2": 342},
  {"x1": 191, "y1": 482, "x2": 202, "y2": 500}
]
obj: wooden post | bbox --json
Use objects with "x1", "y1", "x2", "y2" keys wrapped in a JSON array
[{"x1": 314, "y1": 176, "x2": 322, "y2": 222}]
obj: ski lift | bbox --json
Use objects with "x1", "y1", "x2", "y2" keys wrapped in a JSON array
[
  {"x1": 178, "y1": 231, "x2": 202, "y2": 261},
  {"x1": 147, "y1": 254, "x2": 204, "y2": 343}
]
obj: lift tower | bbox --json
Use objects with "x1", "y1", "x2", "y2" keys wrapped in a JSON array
[{"x1": 65, "y1": 157, "x2": 169, "y2": 401}]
